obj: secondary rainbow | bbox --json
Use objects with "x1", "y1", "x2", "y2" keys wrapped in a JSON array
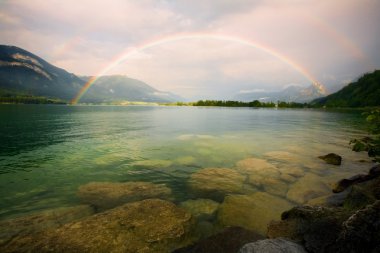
[{"x1": 71, "y1": 32, "x2": 326, "y2": 104}]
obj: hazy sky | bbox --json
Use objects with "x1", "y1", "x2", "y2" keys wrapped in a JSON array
[{"x1": 1, "y1": 0, "x2": 379, "y2": 99}]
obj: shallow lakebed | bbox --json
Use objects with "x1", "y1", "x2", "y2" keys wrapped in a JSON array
[{"x1": 0, "y1": 105, "x2": 375, "y2": 251}]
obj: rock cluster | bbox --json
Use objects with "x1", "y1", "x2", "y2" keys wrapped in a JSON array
[{"x1": 267, "y1": 165, "x2": 380, "y2": 253}]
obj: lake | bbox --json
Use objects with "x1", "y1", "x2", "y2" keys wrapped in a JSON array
[{"x1": 0, "y1": 105, "x2": 375, "y2": 250}]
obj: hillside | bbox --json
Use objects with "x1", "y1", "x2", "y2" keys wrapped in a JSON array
[
  {"x1": 312, "y1": 70, "x2": 380, "y2": 107},
  {"x1": 233, "y1": 84, "x2": 325, "y2": 103},
  {"x1": 0, "y1": 45, "x2": 83, "y2": 100},
  {"x1": 0, "y1": 45, "x2": 182, "y2": 103},
  {"x1": 79, "y1": 76, "x2": 183, "y2": 103}
]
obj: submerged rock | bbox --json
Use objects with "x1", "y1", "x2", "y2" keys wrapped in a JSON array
[
  {"x1": 2, "y1": 199, "x2": 194, "y2": 253},
  {"x1": 235, "y1": 158, "x2": 288, "y2": 196},
  {"x1": 264, "y1": 151, "x2": 298, "y2": 162},
  {"x1": 0, "y1": 205, "x2": 94, "y2": 247},
  {"x1": 78, "y1": 181, "x2": 172, "y2": 211},
  {"x1": 188, "y1": 168, "x2": 246, "y2": 199},
  {"x1": 280, "y1": 173, "x2": 297, "y2": 183},
  {"x1": 176, "y1": 156, "x2": 197, "y2": 166},
  {"x1": 307, "y1": 188, "x2": 351, "y2": 207},
  {"x1": 261, "y1": 178, "x2": 289, "y2": 197},
  {"x1": 332, "y1": 164, "x2": 380, "y2": 193},
  {"x1": 286, "y1": 173, "x2": 330, "y2": 204},
  {"x1": 179, "y1": 199, "x2": 219, "y2": 221},
  {"x1": 332, "y1": 174, "x2": 368, "y2": 193},
  {"x1": 174, "y1": 226, "x2": 264, "y2": 253},
  {"x1": 235, "y1": 158, "x2": 280, "y2": 177},
  {"x1": 132, "y1": 159, "x2": 173, "y2": 168},
  {"x1": 218, "y1": 192, "x2": 293, "y2": 236},
  {"x1": 318, "y1": 153, "x2": 342, "y2": 165},
  {"x1": 239, "y1": 238, "x2": 307, "y2": 253}
]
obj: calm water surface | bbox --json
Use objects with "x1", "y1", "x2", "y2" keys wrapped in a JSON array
[{"x1": 0, "y1": 105, "x2": 374, "y2": 237}]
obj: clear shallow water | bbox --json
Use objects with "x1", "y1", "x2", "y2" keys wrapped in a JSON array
[{"x1": 0, "y1": 105, "x2": 375, "y2": 233}]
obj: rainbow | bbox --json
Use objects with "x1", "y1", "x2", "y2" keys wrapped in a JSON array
[{"x1": 70, "y1": 32, "x2": 326, "y2": 104}]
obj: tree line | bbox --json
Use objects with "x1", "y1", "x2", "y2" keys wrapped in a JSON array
[{"x1": 192, "y1": 100, "x2": 311, "y2": 108}]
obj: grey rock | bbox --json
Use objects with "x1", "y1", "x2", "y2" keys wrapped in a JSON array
[{"x1": 239, "y1": 238, "x2": 307, "y2": 253}]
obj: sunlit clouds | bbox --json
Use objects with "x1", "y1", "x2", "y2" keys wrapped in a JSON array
[{"x1": 1, "y1": 0, "x2": 379, "y2": 99}]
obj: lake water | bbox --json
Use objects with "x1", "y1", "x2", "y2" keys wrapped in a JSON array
[{"x1": 0, "y1": 105, "x2": 375, "y2": 249}]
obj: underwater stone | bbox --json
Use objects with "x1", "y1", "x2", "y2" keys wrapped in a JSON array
[
  {"x1": 1, "y1": 199, "x2": 194, "y2": 253},
  {"x1": 236, "y1": 158, "x2": 280, "y2": 178},
  {"x1": 261, "y1": 178, "x2": 289, "y2": 197},
  {"x1": 188, "y1": 168, "x2": 246, "y2": 198},
  {"x1": 218, "y1": 192, "x2": 293, "y2": 236},
  {"x1": 264, "y1": 151, "x2": 298, "y2": 162},
  {"x1": 180, "y1": 199, "x2": 219, "y2": 221},
  {"x1": 0, "y1": 205, "x2": 94, "y2": 247},
  {"x1": 286, "y1": 173, "x2": 330, "y2": 204},
  {"x1": 78, "y1": 181, "x2": 172, "y2": 211},
  {"x1": 174, "y1": 226, "x2": 264, "y2": 253},
  {"x1": 132, "y1": 159, "x2": 173, "y2": 168}
]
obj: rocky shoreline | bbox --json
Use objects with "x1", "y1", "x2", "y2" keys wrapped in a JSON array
[{"x1": 0, "y1": 156, "x2": 378, "y2": 252}]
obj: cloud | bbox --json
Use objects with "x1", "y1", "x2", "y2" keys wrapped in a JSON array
[
  {"x1": 0, "y1": 0, "x2": 379, "y2": 99},
  {"x1": 239, "y1": 89, "x2": 266, "y2": 94}
]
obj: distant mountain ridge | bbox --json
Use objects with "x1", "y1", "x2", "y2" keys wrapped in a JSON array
[
  {"x1": 0, "y1": 45, "x2": 182, "y2": 103},
  {"x1": 312, "y1": 70, "x2": 380, "y2": 107},
  {"x1": 233, "y1": 84, "x2": 326, "y2": 103}
]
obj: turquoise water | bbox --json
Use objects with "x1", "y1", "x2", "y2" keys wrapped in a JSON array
[{"x1": 0, "y1": 105, "x2": 373, "y2": 223}]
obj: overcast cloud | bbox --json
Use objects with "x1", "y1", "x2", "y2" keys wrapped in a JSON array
[{"x1": 1, "y1": 0, "x2": 379, "y2": 99}]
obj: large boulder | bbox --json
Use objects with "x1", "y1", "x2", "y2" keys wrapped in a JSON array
[
  {"x1": 286, "y1": 173, "x2": 330, "y2": 204},
  {"x1": 173, "y1": 226, "x2": 264, "y2": 253},
  {"x1": 0, "y1": 205, "x2": 94, "y2": 247},
  {"x1": 218, "y1": 192, "x2": 293, "y2": 236},
  {"x1": 179, "y1": 199, "x2": 220, "y2": 221},
  {"x1": 239, "y1": 238, "x2": 307, "y2": 253},
  {"x1": 188, "y1": 168, "x2": 247, "y2": 199},
  {"x1": 267, "y1": 205, "x2": 350, "y2": 253},
  {"x1": 326, "y1": 200, "x2": 380, "y2": 253},
  {"x1": 77, "y1": 181, "x2": 172, "y2": 211},
  {"x1": 1, "y1": 199, "x2": 194, "y2": 253},
  {"x1": 318, "y1": 153, "x2": 342, "y2": 165}
]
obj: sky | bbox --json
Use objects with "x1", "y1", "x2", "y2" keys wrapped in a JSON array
[{"x1": 0, "y1": 0, "x2": 379, "y2": 100}]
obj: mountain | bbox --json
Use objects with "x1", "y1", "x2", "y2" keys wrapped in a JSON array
[
  {"x1": 233, "y1": 84, "x2": 326, "y2": 103},
  {"x1": 0, "y1": 45, "x2": 83, "y2": 100},
  {"x1": 79, "y1": 76, "x2": 183, "y2": 103},
  {"x1": 312, "y1": 70, "x2": 380, "y2": 107},
  {"x1": 0, "y1": 45, "x2": 182, "y2": 103}
]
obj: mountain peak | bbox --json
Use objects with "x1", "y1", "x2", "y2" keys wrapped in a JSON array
[{"x1": 0, "y1": 45, "x2": 183, "y2": 103}]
